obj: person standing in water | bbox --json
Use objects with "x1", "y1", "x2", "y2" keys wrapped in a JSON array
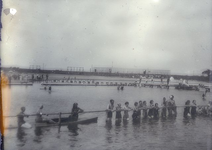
[
  {"x1": 123, "y1": 102, "x2": 132, "y2": 120},
  {"x1": 115, "y1": 103, "x2": 122, "y2": 120},
  {"x1": 35, "y1": 105, "x2": 56, "y2": 123},
  {"x1": 184, "y1": 100, "x2": 191, "y2": 118},
  {"x1": 161, "y1": 97, "x2": 167, "y2": 118},
  {"x1": 142, "y1": 101, "x2": 148, "y2": 119},
  {"x1": 132, "y1": 102, "x2": 139, "y2": 120},
  {"x1": 168, "y1": 95, "x2": 177, "y2": 117},
  {"x1": 167, "y1": 76, "x2": 170, "y2": 86},
  {"x1": 148, "y1": 100, "x2": 154, "y2": 119},
  {"x1": 17, "y1": 107, "x2": 29, "y2": 127},
  {"x1": 138, "y1": 101, "x2": 143, "y2": 118},
  {"x1": 191, "y1": 100, "x2": 197, "y2": 118},
  {"x1": 106, "y1": 99, "x2": 115, "y2": 121},
  {"x1": 154, "y1": 103, "x2": 159, "y2": 119}
]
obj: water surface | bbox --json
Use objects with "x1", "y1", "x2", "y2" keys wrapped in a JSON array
[{"x1": 3, "y1": 83, "x2": 212, "y2": 150}]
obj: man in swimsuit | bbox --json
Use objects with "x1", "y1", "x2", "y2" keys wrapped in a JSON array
[
  {"x1": 106, "y1": 99, "x2": 114, "y2": 120},
  {"x1": 17, "y1": 107, "x2": 29, "y2": 127}
]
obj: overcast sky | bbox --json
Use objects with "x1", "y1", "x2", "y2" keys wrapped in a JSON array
[{"x1": 1, "y1": 0, "x2": 212, "y2": 75}]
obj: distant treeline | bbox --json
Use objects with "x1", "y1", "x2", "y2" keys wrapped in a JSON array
[{"x1": 1, "y1": 67, "x2": 211, "y2": 82}]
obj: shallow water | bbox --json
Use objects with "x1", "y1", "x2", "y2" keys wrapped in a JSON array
[{"x1": 2, "y1": 83, "x2": 212, "y2": 150}]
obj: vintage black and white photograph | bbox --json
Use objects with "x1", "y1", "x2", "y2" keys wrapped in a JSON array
[{"x1": 0, "y1": 0, "x2": 212, "y2": 150}]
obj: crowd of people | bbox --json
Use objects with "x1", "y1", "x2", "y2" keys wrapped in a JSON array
[
  {"x1": 17, "y1": 97, "x2": 212, "y2": 127},
  {"x1": 106, "y1": 95, "x2": 177, "y2": 121},
  {"x1": 106, "y1": 96, "x2": 212, "y2": 121}
]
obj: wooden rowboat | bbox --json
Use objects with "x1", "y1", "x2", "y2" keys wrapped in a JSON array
[{"x1": 35, "y1": 117, "x2": 98, "y2": 127}]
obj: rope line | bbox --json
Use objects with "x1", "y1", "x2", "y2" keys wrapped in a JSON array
[{"x1": 3, "y1": 105, "x2": 210, "y2": 118}]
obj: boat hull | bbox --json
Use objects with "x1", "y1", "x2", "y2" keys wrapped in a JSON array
[{"x1": 35, "y1": 117, "x2": 98, "y2": 127}]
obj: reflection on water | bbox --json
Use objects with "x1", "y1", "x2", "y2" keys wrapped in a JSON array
[
  {"x1": 33, "y1": 127, "x2": 43, "y2": 143},
  {"x1": 16, "y1": 128, "x2": 27, "y2": 147},
  {"x1": 67, "y1": 124, "x2": 79, "y2": 136},
  {"x1": 115, "y1": 119, "x2": 121, "y2": 126},
  {"x1": 68, "y1": 125, "x2": 79, "y2": 148},
  {"x1": 34, "y1": 127, "x2": 43, "y2": 136}
]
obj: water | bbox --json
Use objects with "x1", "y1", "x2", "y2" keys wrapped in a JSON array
[{"x1": 2, "y1": 83, "x2": 212, "y2": 150}]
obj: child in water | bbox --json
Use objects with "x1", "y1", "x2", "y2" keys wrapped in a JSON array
[{"x1": 116, "y1": 103, "x2": 122, "y2": 120}]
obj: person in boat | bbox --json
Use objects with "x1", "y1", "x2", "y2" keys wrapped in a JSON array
[
  {"x1": 138, "y1": 100, "x2": 143, "y2": 118},
  {"x1": 17, "y1": 107, "x2": 29, "y2": 127},
  {"x1": 71, "y1": 103, "x2": 84, "y2": 121},
  {"x1": 106, "y1": 99, "x2": 114, "y2": 120},
  {"x1": 153, "y1": 103, "x2": 159, "y2": 119},
  {"x1": 132, "y1": 102, "x2": 139, "y2": 120},
  {"x1": 142, "y1": 101, "x2": 148, "y2": 119},
  {"x1": 161, "y1": 97, "x2": 167, "y2": 118},
  {"x1": 191, "y1": 100, "x2": 197, "y2": 118},
  {"x1": 115, "y1": 103, "x2": 122, "y2": 120},
  {"x1": 184, "y1": 100, "x2": 191, "y2": 118},
  {"x1": 148, "y1": 100, "x2": 154, "y2": 119},
  {"x1": 123, "y1": 102, "x2": 132, "y2": 120},
  {"x1": 35, "y1": 105, "x2": 56, "y2": 123}
]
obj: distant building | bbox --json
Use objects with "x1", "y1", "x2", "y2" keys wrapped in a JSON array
[
  {"x1": 91, "y1": 67, "x2": 112, "y2": 73},
  {"x1": 91, "y1": 67, "x2": 170, "y2": 75},
  {"x1": 67, "y1": 67, "x2": 84, "y2": 72}
]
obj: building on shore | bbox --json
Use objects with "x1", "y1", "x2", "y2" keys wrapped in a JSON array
[{"x1": 90, "y1": 67, "x2": 170, "y2": 75}]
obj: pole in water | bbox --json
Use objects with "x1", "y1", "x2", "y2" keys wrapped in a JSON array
[{"x1": 58, "y1": 112, "x2": 62, "y2": 133}]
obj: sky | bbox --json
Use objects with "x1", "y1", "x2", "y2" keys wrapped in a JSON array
[{"x1": 1, "y1": 0, "x2": 212, "y2": 75}]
